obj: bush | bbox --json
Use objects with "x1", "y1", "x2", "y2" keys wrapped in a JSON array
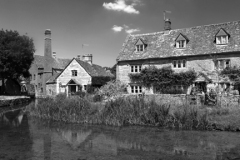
[
  {"x1": 93, "y1": 94, "x2": 102, "y2": 102},
  {"x1": 97, "y1": 80, "x2": 127, "y2": 99},
  {"x1": 74, "y1": 91, "x2": 86, "y2": 98},
  {"x1": 86, "y1": 85, "x2": 96, "y2": 94}
]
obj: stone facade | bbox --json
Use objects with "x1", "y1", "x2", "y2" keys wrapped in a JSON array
[{"x1": 117, "y1": 20, "x2": 240, "y2": 94}]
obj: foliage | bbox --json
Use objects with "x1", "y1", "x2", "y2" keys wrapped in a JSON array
[
  {"x1": 86, "y1": 85, "x2": 97, "y2": 94},
  {"x1": 221, "y1": 66, "x2": 240, "y2": 91},
  {"x1": 129, "y1": 66, "x2": 197, "y2": 93},
  {"x1": 97, "y1": 80, "x2": 128, "y2": 98},
  {"x1": 0, "y1": 29, "x2": 35, "y2": 79},
  {"x1": 92, "y1": 76, "x2": 113, "y2": 86},
  {"x1": 27, "y1": 95, "x2": 211, "y2": 130},
  {"x1": 74, "y1": 91, "x2": 86, "y2": 98}
]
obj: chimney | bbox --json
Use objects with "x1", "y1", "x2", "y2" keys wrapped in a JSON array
[
  {"x1": 82, "y1": 54, "x2": 93, "y2": 65},
  {"x1": 43, "y1": 29, "x2": 54, "y2": 96},
  {"x1": 164, "y1": 18, "x2": 171, "y2": 31},
  {"x1": 77, "y1": 55, "x2": 81, "y2": 60},
  {"x1": 52, "y1": 52, "x2": 56, "y2": 59}
]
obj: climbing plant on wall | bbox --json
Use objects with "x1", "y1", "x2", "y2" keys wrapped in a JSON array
[{"x1": 129, "y1": 66, "x2": 197, "y2": 93}]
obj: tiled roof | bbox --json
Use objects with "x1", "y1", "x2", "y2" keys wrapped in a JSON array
[
  {"x1": 75, "y1": 59, "x2": 114, "y2": 77},
  {"x1": 46, "y1": 58, "x2": 113, "y2": 84},
  {"x1": 46, "y1": 73, "x2": 60, "y2": 84},
  {"x1": 33, "y1": 55, "x2": 71, "y2": 69},
  {"x1": 117, "y1": 20, "x2": 240, "y2": 61}
]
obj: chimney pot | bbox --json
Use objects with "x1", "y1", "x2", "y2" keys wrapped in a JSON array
[
  {"x1": 164, "y1": 19, "x2": 171, "y2": 31},
  {"x1": 52, "y1": 52, "x2": 56, "y2": 58}
]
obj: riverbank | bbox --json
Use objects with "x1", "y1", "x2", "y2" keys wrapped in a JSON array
[
  {"x1": 0, "y1": 96, "x2": 32, "y2": 113},
  {"x1": 26, "y1": 94, "x2": 240, "y2": 132}
]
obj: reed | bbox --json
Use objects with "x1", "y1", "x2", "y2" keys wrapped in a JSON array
[{"x1": 27, "y1": 95, "x2": 211, "y2": 130}]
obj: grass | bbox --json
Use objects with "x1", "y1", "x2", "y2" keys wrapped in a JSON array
[{"x1": 26, "y1": 94, "x2": 214, "y2": 130}]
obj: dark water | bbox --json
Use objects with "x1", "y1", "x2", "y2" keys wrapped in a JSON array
[{"x1": 1, "y1": 108, "x2": 240, "y2": 160}]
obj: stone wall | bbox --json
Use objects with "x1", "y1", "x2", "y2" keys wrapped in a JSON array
[
  {"x1": 56, "y1": 59, "x2": 91, "y2": 94},
  {"x1": 117, "y1": 52, "x2": 240, "y2": 94}
]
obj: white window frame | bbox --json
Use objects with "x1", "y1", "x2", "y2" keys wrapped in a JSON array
[
  {"x1": 216, "y1": 35, "x2": 228, "y2": 45},
  {"x1": 131, "y1": 85, "x2": 142, "y2": 94},
  {"x1": 173, "y1": 60, "x2": 187, "y2": 69},
  {"x1": 214, "y1": 59, "x2": 230, "y2": 70},
  {"x1": 131, "y1": 65, "x2": 142, "y2": 73},
  {"x1": 72, "y1": 70, "x2": 77, "y2": 76},
  {"x1": 176, "y1": 40, "x2": 186, "y2": 49},
  {"x1": 136, "y1": 44, "x2": 145, "y2": 52}
]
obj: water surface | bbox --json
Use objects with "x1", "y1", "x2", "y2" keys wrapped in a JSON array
[{"x1": 1, "y1": 107, "x2": 240, "y2": 160}]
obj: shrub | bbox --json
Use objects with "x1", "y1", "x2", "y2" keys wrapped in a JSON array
[
  {"x1": 74, "y1": 91, "x2": 86, "y2": 98},
  {"x1": 97, "y1": 80, "x2": 127, "y2": 99},
  {"x1": 86, "y1": 85, "x2": 96, "y2": 94}
]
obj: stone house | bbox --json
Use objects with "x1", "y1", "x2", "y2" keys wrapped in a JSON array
[
  {"x1": 116, "y1": 19, "x2": 240, "y2": 94},
  {"x1": 46, "y1": 57, "x2": 113, "y2": 96},
  {"x1": 29, "y1": 29, "x2": 112, "y2": 97}
]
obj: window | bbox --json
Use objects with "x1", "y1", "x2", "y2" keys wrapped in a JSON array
[
  {"x1": 214, "y1": 59, "x2": 230, "y2": 70},
  {"x1": 216, "y1": 35, "x2": 228, "y2": 45},
  {"x1": 176, "y1": 40, "x2": 186, "y2": 48},
  {"x1": 173, "y1": 60, "x2": 187, "y2": 69},
  {"x1": 175, "y1": 33, "x2": 188, "y2": 49},
  {"x1": 131, "y1": 65, "x2": 142, "y2": 73},
  {"x1": 136, "y1": 45, "x2": 144, "y2": 52},
  {"x1": 34, "y1": 74, "x2": 36, "y2": 80},
  {"x1": 131, "y1": 86, "x2": 142, "y2": 94},
  {"x1": 84, "y1": 85, "x2": 87, "y2": 91},
  {"x1": 72, "y1": 70, "x2": 77, "y2": 76},
  {"x1": 215, "y1": 28, "x2": 229, "y2": 45}
]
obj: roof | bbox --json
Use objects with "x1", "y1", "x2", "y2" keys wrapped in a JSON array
[
  {"x1": 33, "y1": 55, "x2": 71, "y2": 69},
  {"x1": 75, "y1": 59, "x2": 114, "y2": 77},
  {"x1": 117, "y1": 20, "x2": 240, "y2": 62},
  {"x1": 46, "y1": 58, "x2": 113, "y2": 84}
]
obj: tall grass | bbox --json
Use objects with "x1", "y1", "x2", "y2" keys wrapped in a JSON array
[{"x1": 27, "y1": 94, "x2": 211, "y2": 130}]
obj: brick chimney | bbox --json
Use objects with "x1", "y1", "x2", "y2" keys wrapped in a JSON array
[
  {"x1": 43, "y1": 29, "x2": 54, "y2": 95},
  {"x1": 82, "y1": 54, "x2": 93, "y2": 65},
  {"x1": 164, "y1": 18, "x2": 171, "y2": 30},
  {"x1": 77, "y1": 55, "x2": 81, "y2": 60}
]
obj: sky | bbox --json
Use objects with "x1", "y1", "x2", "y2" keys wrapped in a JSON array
[{"x1": 1, "y1": 0, "x2": 240, "y2": 67}]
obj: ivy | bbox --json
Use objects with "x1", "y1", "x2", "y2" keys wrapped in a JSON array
[
  {"x1": 220, "y1": 66, "x2": 240, "y2": 91},
  {"x1": 129, "y1": 66, "x2": 197, "y2": 93}
]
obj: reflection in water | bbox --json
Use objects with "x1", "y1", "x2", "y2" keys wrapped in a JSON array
[
  {"x1": 0, "y1": 109, "x2": 33, "y2": 160},
  {"x1": 1, "y1": 108, "x2": 240, "y2": 160}
]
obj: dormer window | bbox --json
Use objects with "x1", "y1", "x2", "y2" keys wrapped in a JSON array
[
  {"x1": 136, "y1": 44, "x2": 144, "y2": 51},
  {"x1": 215, "y1": 28, "x2": 229, "y2": 45},
  {"x1": 135, "y1": 38, "x2": 147, "y2": 52},
  {"x1": 175, "y1": 33, "x2": 188, "y2": 49}
]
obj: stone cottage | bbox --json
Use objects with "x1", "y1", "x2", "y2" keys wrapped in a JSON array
[
  {"x1": 116, "y1": 19, "x2": 240, "y2": 94},
  {"x1": 29, "y1": 29, "x2": 112, "y2": 97}
]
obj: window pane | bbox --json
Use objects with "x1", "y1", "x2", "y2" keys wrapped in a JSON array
[
  {"x1": 173, "y1": 61, "x2": 177, "y2": 68},
  {"x1": 131, "y1": 66, "x2": 134, "y2": 72},
  {"x1": 131, "y1": 86, "x2": 134, "y2": 93},
  {"x1": 139, "y1": 66, "x2": 142, "y2": 72},
  {"x1": 178, "y1": 60, "x2": 181, "y2": 68},
  {"x1": 216, "y1": 37, "x2": 221, "y2": 44},
  {"x1": 183, "y1": 60, "x2": 186, "y2": 68},
  {"x1": 139, "y1": 86, "x2": 142, "y2": 93},
  {"x1": 226, "y1": 60, "x2": 230, "y2": 68},
  {"x1": 135, "y1": 66, "x2": 138, "y2": 72}
]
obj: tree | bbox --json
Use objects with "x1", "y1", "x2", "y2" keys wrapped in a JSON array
[{"x1": 0, "y1": 29, "x2": 35, "y2": 94}]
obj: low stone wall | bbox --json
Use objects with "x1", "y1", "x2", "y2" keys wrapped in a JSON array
[{"x1": 125, "y1": 93, "x2": 240, "y2": 107}]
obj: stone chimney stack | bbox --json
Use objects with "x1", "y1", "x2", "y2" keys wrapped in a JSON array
[
  {"x1": 52, "y1": 52, "x2": 56, "y2": 59},
  {"x1": 82, "y1": 54, "x2": 93, "y2": 65},
  {"x1": 43, "y1": 29, "x2": 54, "y2": 96},
  {"x1": 77, "y1": 55, "x2": 81, "y2": 60},
  {"x1": 164, "y1": 18, "x2": 171, "y2": 31}
]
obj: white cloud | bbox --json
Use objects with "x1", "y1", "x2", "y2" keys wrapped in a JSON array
[
  {"x1": 112, "y1": 24, "x2": 140, "y2": 34},
  {"x1": 112, "y1": 25, "x2": 124, "y2": 32},
  {"x1": 125, "y1": 28, "x2": 140, "y2": 34},
  {"x1": 103, "y1": 0, "x2": 140, "y2": 14}
]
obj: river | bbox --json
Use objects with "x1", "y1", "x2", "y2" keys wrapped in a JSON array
[{"x1": 1, "y1": 105, "x2": 240, "y2": 160}]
